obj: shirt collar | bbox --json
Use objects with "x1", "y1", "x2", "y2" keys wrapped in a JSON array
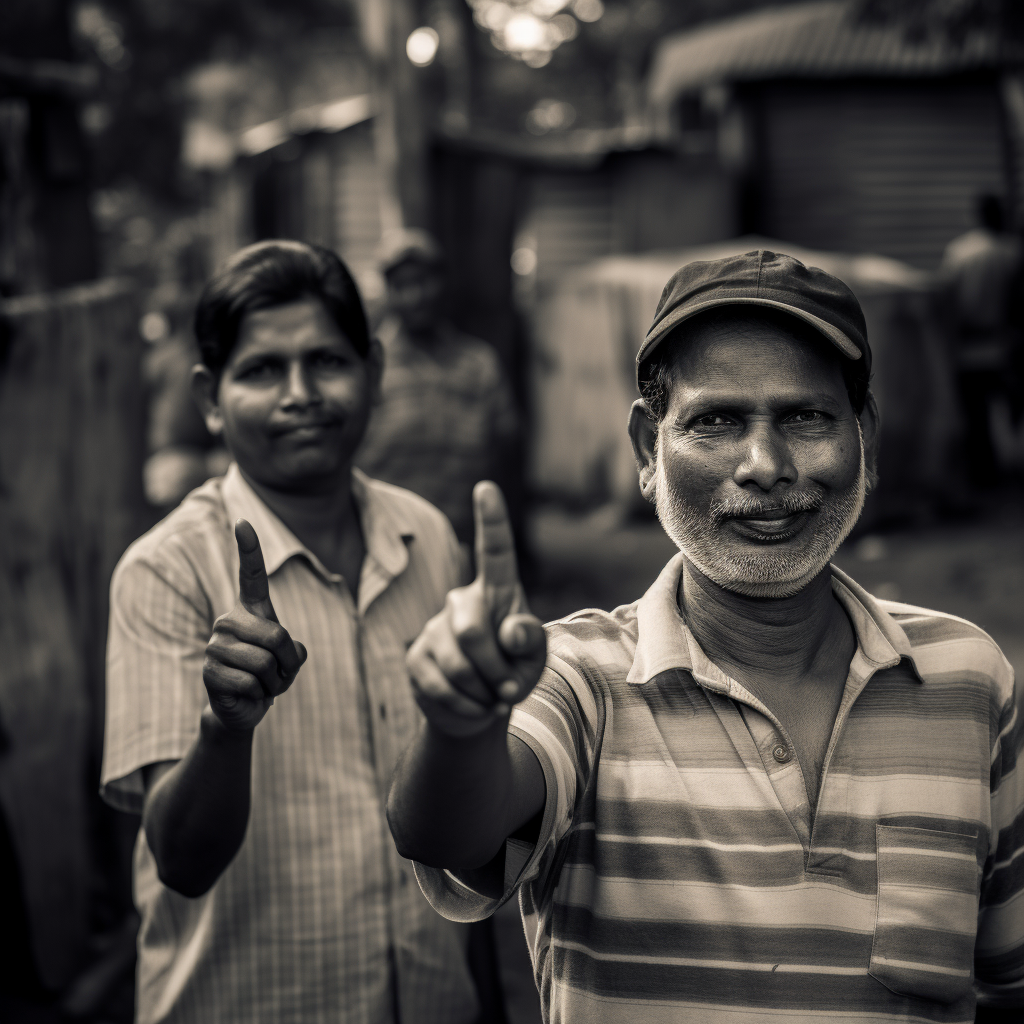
[
  {"x1": 220, "y1": 464, "x2": 416, "y2": 607},
  {"x1": 626, "y1": 553, "x2": 923, "y2": 688}
]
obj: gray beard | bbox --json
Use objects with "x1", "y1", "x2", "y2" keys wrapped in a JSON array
[{"x1": 655, "y1": 433, "x2": 867, "y2": 599}]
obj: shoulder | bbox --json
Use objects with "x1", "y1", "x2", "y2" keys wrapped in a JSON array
[
  {"x1": 362, "y1": 473, "x2": 452, "y2": 530},
  {"x1": 112, "y1": 478, "x2": 232, "y2": 602},
  {"x1": 445, "y1": 329, "x2": 506, "y2": 382},
  {"x1": 942, "y1": 229, "x2": 991, "y2": 266},
  {"x1": 358, "y1": 473, "x2": 460, "y2": 565},
  {"x1": 881, "y1": 598, "x2": 1015, "y2": 701},
  {"x1": 543, "y1": 602, "x2": 640, "y2": 679}
]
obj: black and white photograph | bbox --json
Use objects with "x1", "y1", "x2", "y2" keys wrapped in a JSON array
[{"x1": 1, "y1": 1, "x2": 1023, "y2": 1022}]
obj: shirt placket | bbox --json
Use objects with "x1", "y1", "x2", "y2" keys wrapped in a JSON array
[
  {"x1": 728, "y1": 694, "x2": 814, "y2": 854},
  {"x1": 731, "y1": 650, "x2": 881, "y2": 869},
  {"x1": 805, "y1": 649, "x2": 878, "y2": 874},
  {"x1": 350, "y1": 571, "x2": 420, "y2": 1024}
]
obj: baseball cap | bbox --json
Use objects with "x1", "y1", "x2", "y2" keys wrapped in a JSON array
[
  {"x1": 377, "y1": 228, "x2": 443, "y2": 276},
  {"x1": 636, "y1": 250, "x2": 870, "y2": 387}
]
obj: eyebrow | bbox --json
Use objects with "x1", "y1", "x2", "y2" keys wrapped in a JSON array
[{"x1": 674, "y1": 387, "x2": 846, "y2": 416}]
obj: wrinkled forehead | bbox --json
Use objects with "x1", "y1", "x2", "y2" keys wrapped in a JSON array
[{"x1": 655, "y1": 310, "x2": 852, "y2": 401}]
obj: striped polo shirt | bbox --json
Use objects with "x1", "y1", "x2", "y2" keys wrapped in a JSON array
[
  {"x1": 102, "y1": 465, "x2": 478, "y2": 1024},
  {"x1": 415, "y1": 552, "x2": 1024, "y2": 1022}
]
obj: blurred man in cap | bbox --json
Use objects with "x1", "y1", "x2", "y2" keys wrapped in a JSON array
[
  {"x1": 387, "y1": 250, "x2": 1024, "y2": 1023},
  {"x1": 939, "y1": 192, "x2": 1023, "y2": 485},
  {"x1": 357, "y1": 228, "x2": 519, "y2": 552}
]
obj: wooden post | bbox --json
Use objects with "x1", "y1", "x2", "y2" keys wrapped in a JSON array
[
  {"x1": 357, "y1": 0, "x2": 432, "y2": 231},
  {"x1": 0, "y1": 279, "x2": 145, "y2": 991}
]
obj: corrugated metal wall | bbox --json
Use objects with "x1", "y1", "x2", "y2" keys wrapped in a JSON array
[
  {"x1": 752, "y1": 78, "x2": 1008, "y2": 270},
  {"x1": 520, "y1": 172, "x2": 617, "y2": 295}
]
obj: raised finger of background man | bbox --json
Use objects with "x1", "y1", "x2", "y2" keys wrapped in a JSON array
[{"x1": 235, "y1": 519, "x2": 278, "y2": 621}]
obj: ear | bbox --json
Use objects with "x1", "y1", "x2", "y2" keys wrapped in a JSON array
[
  {"x1": 366, "y1": 337, "x2": 384, "y2": 405},
  {"x1": 190, "y1": 364, "x2": 224, "y2": 437},
  {"x1": 859, "y1": 389, "x2": 880, "y2": 493},
  {"x1": 628, "y1": 399, "x2": 659, "y2": 503}
]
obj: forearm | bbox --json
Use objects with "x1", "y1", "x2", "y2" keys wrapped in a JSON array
[
  {"x1": 387, "y1": 717, "x2": 542, "y2": 869},
  {"x1": 142, "y1": 709, "x2": 254, "y2": 897}
]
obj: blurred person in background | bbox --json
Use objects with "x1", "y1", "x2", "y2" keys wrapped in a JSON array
[
  {"x1": 356, "y1": 229, "x2": 520, "y2": 556},
  {"x1": 357, "y1": 229, "x2": 540, "y2": 1024},
  {"x1": 939, "y1": 192, "x2": 1023, "y2": 486},
  {"x1": 388, "y1": 252, "x2": 1024, "y2": 1023},
  {"x1": 100, "y1": 240, "x2": 481, "y2": 1024}
]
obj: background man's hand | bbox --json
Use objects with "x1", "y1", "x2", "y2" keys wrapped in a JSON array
[
  {"x1": 202, "y1": 519, "x2": 308, "y2": 732},
  {"x1": 407, "y1": 481, "x2": 547, "y2": 736}
]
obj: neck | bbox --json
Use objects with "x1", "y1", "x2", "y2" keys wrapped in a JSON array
[
  {"x1": 679, "y1": 557, "x2": 849, "y2": 686},
  {"x1": 399, "y1": 318, "x2": 441, "y2": 346},
  {"x1": 238, "y1": 466, "x2": 360, "y2": 559}
]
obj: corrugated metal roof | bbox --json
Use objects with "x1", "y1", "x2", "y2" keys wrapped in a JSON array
[
  {"x1": 648, "y1": 2, "x2": 1002, "y2": 109},
  {"x1": 238, "y1": 94, "x2": 373, "y2": 157}
]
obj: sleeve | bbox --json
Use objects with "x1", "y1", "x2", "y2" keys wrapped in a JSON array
[
  {"x1": 100, "y1": 552, "x2": 213, "y2": 813},
  {"x1": 412, "y1": 648, "x2": 600, "y2": 922},
  {"x1": 976, "y1": 661, "x2": 1024, "y2": 1008}
]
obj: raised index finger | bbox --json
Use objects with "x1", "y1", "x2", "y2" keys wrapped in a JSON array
[
  {"x1": 235, "y1": 519, "x2": 278, "y2": 622},
  {"x1": 473, "y1": 481, "x2": 519, "y2": 593}
]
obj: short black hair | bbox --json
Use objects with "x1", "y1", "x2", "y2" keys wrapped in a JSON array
[
  {"x1": 976, "y1": 193, "x2": 1006, "y2": 232},
  {"x1": 638, "y1": 306, "x2": 871, "y2": 419},
  {"x1": 194, "y1": 240, "x2": 370, "y2": 375}
]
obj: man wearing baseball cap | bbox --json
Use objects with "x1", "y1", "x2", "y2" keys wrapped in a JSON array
[
  {"x1": 357, "y1": 229, "x2": 519, "y2": 550},
  {"x1": 386, "y1": 250, "x2": 1024, "y2": 1022}
]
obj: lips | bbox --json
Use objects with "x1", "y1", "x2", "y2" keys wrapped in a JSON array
[
  {"x1": 727, "y1": 508, "x2": 813, "y2": 541},
  {"x1": 271, "y1": 419, "x2": 340, "y2": 440}
]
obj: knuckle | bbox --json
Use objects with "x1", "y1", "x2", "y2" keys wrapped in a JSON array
[
  {"x1": 266, "y1": 623, "x2": 289, "y2": 650},
  {"x1": 255, "y1": 649, "x2": 277, "y2": 676},
  {"x1": 453, "y1": 618, "x2": 486, "y2": 647},
  {"x1": 202, "y1": 653, "x2": 225, "y2": 679}
]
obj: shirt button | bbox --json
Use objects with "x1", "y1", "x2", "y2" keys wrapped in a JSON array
[{"x1": 772, "y1": 744, "x2": 790, "y2": 763}]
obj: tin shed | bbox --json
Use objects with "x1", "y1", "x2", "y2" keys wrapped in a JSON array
[{"x1": 647, "y1": 1, "x2": 1020, "y2": 270}]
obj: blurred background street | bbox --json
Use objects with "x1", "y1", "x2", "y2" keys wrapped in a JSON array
[{"x1": 2, "y1": 0, "x2": 1024, "y2": 1021}]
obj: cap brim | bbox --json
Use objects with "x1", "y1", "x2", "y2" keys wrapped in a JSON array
[{"x1": 637, "y1": 296, "x2": 862, "y2": 380}]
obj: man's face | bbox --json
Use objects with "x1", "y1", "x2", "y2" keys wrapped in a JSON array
[
  {"x1": 633, "y1": 318, "x2": 871, "y2": 598},
  {"x1": 201, "y1": 298, "x2": 380, "y2": 494},
  {"x1": 386, "y1": 259, "x2": 443, "y2": 333}
]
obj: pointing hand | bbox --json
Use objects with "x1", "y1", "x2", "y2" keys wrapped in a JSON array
[
  {"x1": 406, "y1": 482, "x2": 547, "y2": 737},
  {"x1": 202, "y1": 520, "x2": 308, "y2": 732}
]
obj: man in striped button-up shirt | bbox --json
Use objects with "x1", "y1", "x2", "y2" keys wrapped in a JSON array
[
  {"x1": 101, "y1": 241, "x2": 479, "y2": 1023},
  {"x1": 388, "y1": 251, "x2": 1024, "y2": 1022}
]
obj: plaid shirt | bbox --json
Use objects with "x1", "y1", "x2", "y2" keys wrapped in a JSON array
[
  {"x1": 102, "y1": 465, "x2": 478, "y2": 1024},
  {"x1": 416, "y1": 554, "x2": 1024, "y2": 1023}
]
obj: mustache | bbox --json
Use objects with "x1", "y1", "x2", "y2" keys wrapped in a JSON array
[
  {"x1": 270, "y1": 415, "x2": 341, "y2": 434},
  {"x1": 709, "y1": 491, "x2": 825, "y2": 521}
]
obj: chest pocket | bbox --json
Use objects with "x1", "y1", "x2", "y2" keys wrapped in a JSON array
[{"x1": 869, "y1": 824, "x2": 980, "y2": 1004}]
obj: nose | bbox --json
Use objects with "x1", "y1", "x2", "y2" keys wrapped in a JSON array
[
  {"x1": 733, "y1": 419, "x2": 797, "y2": 492},
  {"x1": 280, "y1": 360, "x2": 320, "y2": 409}
]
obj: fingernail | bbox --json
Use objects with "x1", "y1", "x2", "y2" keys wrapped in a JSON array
[{"x1": 498, "y1": 680, "x2": 518, "y2": 701}]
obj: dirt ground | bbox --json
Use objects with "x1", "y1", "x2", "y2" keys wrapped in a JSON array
[{"x1": 525, "y1": 484, "x2": 1024, "y2": 684}]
